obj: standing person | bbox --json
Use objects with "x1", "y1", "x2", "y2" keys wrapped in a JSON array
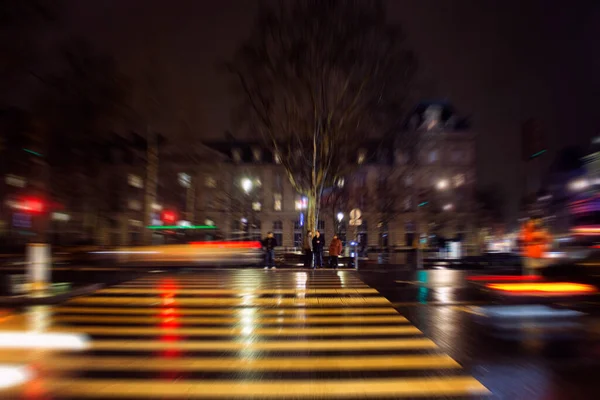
[
  {"x1": 303, "y1": 231, "x2": 313, "y2": 269},
  {"x1": 262, "y1": 232, "x2": 277, "y2": 270},
  {"x1": 520, "y1": 218, "x2": 551, "y2": 275},
  {"x1": 312, "y1": 230, "x2": 325, "y2": 269},
  {"x1": 328, "y1": 234, "x2": 343, "y2": 269}
]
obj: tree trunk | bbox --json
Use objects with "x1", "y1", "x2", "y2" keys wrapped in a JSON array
[
  {"x1": 143, "y1": 129, "x2": 158, "y2": 245},
  {"x1": 307, "y1": 190, "x2": 317, "y2": 233}
]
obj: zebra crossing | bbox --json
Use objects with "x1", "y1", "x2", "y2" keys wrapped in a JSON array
[{"x1": 1, "y1": 270, "x2": 489, "y2": 398}]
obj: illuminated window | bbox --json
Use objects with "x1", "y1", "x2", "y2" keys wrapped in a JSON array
[
  {"x1": 232, "y1": 148, "x2": 241, "y2": 163},
  {"x1": 295, "y1": 196, "x2": 308, "y2": 211},
  {"x1": 205, "y1": 176, "x2": 216, "y2": 188},
  {"x1": 252, "y1": 147, "x2": 262, "y2": 162},
  {"x1": 128, "y1": 174, "x2": 143, "y2": 188},
  {"x1": 404, "y1": 197, "x2": 412, "y2": 211},
  {"x1": 52, "y1": 212, "x2": 70, "y2": 221},
  {"x1": 357, "y1": 149, "x2": 366, "y2": 164},
  {"x1": 205, "y1": 219, "x2": 215, "y2": 226},
  {"x1": 273, "y1": 220, "x2": 283, "y2": 230},
  {"x1": 5, "y1": 174, "x2": 26, "y2": 188},
  {"x1": 274, "y1": 151, "x2": 281, "y2": 164},
  {"x1": 178, "y1": 172, "x2": 191, "y2": 188},
  {"x1": 453, "y1": 174, "x2": 465, "y2": 187},
  {"x1": 129, "y1": 219, "x2": 143, "y2": 227},
  {"x1": 128, "y1": 199, "x2": 142, "y2": 210},
  {"x1": 274, "y1": 193, "x2": 282, "y2": 211},
  {"x1": 252, "y1": 201, "x2": 262, "y2": 211},
  {"x1": 336, "y1": 177, "x2": 345, "y2": 188}
]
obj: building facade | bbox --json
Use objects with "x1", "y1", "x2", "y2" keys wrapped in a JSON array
[{"x1": 1, "y1": 102, "x2": 478, "y2": 252}]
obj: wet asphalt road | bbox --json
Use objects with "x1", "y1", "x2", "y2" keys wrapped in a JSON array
[{"x1": 1, "y1": 266, "x2": 599, "y2": 399}]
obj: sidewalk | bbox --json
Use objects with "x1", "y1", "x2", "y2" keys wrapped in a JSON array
[{"x1": 0, "y1": 283, "x2": 104, "y2": 306}]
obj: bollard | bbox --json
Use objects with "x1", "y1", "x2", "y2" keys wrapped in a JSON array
[{"x1": 26, "y1": 243, "x2": 51, "y2": 293}]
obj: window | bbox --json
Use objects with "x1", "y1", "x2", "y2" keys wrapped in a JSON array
[
  {"x1": 428, "y1": 150, "x2": 438, "y2": 163},
  {"x1": 178, "y1": 172, "x2": 191, "y2": 188},
  {"x1": 232, "y1": 148, "x2": 241, "y2": 163},
  {"x1": 128, "y1": 174, "x2": 143, "y2": 189},
  {"x1": 293, "y1": 219, "x2": 303, "y2": 247},
  {"x1": 128, "y1": 199, "x2": 142, "y2": 210},
  {"x1": 318, "y1": 220, "x2": 325, "y2": 230},
  {"x1": 205, "y1": 176, "x2": 216, "y2": 188},
  {"x1": 451, "y1": 149, "x2": 464, "y2": 163},
  {"x1": 129, "y1": 219, "x2": 143, "y2": 227},
  {"x1": 252, "y1": 147, "x2": 262, "y2": 162},
  {"x1": 357, "y1": 149, "x2": 367, "y2": 164},
  {"x1": 295, "y1": 196, "x2": 307, "y2": 211},
  {"x1": 405, "y1": 174, "x2": 414, "y2": 186},
  {"x1": 205, "y1": 219, "x2": 215, "y2": 226},
  {"x1": 336, "y1": 177, "x2": 345, "y2": 188},
  {"x1": 356, "y1": 173, "x2": 366, "y2": 187},
  {"x1": 274, "y1": 151, "x2": 281, "y2": 164},
  {"x1": 453, "y1": 173, "x2": 465, "y2": 187},
  {"x1": 404, "y1": 197, "x2": 412, "y2": 211},
  {"x1": 5, "y1": 174, "x2": 26, "y2": 188},
  {"x1": 273, "y1": 220, "x2": 283, "y2": 246},
  {"x1": 252, "y1": 201, "x2": 262, "y2": 211},
  {"x1": 274, "y1": 173, "x2": 283, "y2": 190},
  {"x1": 273, "y1": 193, "x2": 282, "y2": 211}
]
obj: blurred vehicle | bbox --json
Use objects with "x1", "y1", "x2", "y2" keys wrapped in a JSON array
[
  {"x1": 91, "y1": 227, "x2": 264, "y2": 267},
  {"x1": 107, "y1": 241, "x2": 264, "y2": 267}
]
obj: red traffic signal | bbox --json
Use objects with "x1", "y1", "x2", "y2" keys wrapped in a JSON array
[{"x1": 162, "y1": 211, "x2": 176, "y2": 223}]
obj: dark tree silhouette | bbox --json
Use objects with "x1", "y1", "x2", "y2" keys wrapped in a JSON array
[{"x1": 228, "y1": 0, "x2": 416, "y2": 232}]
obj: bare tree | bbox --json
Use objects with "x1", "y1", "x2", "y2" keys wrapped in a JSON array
[{"x1": 228, "y1": 0, "x2": 416, "y2": 232}]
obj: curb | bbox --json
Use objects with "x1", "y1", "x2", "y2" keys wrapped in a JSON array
[{"x1": 0, "y1": 283, "x2": 104, "y2": 306}]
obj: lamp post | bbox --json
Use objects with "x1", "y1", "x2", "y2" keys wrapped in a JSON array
[
  {"x1": 241, "y1": 178, "x2": 253, "y2": 239},
  {"x1": 337, "y1": 212, "x2": 344, "y2": 242}
]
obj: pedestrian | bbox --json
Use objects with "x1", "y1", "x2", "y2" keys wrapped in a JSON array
[
  {"x1": 312, "y1": 230, "x2": 324, "y2": 269},
  {"x1": 520, "y1": 218, "x2": 551, "y2": 276},
  {"x1": 262, "y1": 231, "x2": 277, "y2": 270},
  {"x1": 303, "y1": 230, "x2": 313, "y2": 269},
  {"x1": 328, "y1": 234, "x2": 343, "y2": 269}
]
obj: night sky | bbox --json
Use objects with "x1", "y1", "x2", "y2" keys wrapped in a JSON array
[{"x1": 62, "y1": 0, "x2": 600, "y2": 222}]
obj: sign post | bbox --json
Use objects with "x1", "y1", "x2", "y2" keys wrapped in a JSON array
[{"x1": 349, "y1": 209, "x2": 362, "y2": 269}]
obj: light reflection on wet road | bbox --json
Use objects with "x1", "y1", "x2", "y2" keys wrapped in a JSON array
[{"x1": 0, "y1": 269, "x2": 490, "y2": 399}]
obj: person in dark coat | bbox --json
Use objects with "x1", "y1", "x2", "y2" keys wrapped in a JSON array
[
  {"x1": 312, "y1": 230, "x2": 325, "y2": 269},
  {"x1": 262, "y1": 232, "x2": 277, "y2": 269},
  {"x1": 303, "y1": 231, "x2": 313, "y2": 269},
  {"x1": 328, "y1": 234, "x2": 343, "y2": 269}
]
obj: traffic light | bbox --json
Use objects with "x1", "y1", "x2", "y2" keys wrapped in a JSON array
[{"x1": 162, "y1": 211, "x2": 176, "y2": 223}]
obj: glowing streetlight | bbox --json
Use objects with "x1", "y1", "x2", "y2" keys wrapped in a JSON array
[
  {"x1": 436, "y1": 179, "x2": 449, "y2": 190},
  {"x1": 337, "y1": 212, "x2": 344, "y2": 222},
  {"x1": 241, "y1": 178, "x2": 253, "y2": 193},
  {"x1": 569, "y1": 179, "x2": 589, "y2": 191}
]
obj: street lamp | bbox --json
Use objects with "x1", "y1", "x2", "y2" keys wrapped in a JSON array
[
  {"x1": 436, "y1": 179, "x2": 449, "y2": 190},
  {"x1": 337, "y1": 212, "x2": 344, "y2": 222},
  {"x1": 241, "y1": 178, "x2": 253, "y2": 194}
]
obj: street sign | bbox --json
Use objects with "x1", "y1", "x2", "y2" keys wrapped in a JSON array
[
  {"x1": 349, "y1": 209, "x2": 362, "y2": 220},
  {"x1": 349, "y1": 218, "x2": 362, "y2": 226}
]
